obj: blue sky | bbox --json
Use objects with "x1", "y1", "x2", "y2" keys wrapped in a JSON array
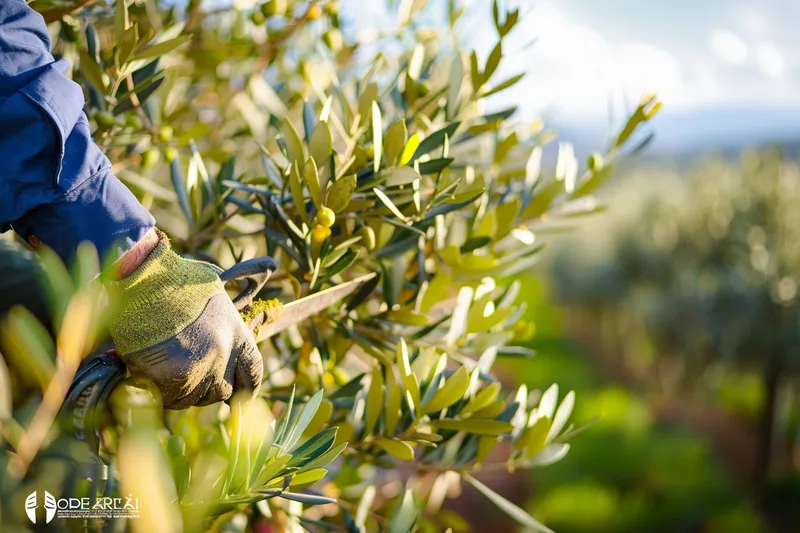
[{"x1": 346, "y1": 0, "x2": 800, "y2": 125}]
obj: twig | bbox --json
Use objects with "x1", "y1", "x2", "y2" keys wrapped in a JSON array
[
  {"x1": 338, "y1": 498, "x2": 388, "y2": 528},
  {"x1": 41, "y1": 0, "x2": 98, "y2": 23},
  {"x1": 7, "y1": 349, "x2": 82, "y2": 479}
]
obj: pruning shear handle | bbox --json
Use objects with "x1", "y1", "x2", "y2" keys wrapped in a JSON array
[
  {"x1": 219, "y1": 256, "x2": 277, "y2": 313},
  {"x1": 60, "y1": 256, "x2": 278, "y2": 457}
]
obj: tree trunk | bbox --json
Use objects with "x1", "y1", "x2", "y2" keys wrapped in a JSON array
[{"x1": 754, "y1": 360, "x2": 781, "y2": 497}]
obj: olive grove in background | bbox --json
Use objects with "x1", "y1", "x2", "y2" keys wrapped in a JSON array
[{"x1": 551, "y1": 150, "x2": 800, "y2": 526}]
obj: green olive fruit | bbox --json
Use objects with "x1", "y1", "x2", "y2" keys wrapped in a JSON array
[
  {"x1": 358, "y1": 226, "x2": 376, "y2": 250},
  {"x1": 306, "y1": 4, "x2": 322, "y2": 20},
  {"x1": 317, "y1": 206, "x2": 336, "y2": 228},
  {"x1": 159, "y1": 125, "x2": 174, "y2": 143},
  {"x1": 250, "y1": 10, "x2": 266, "y2": 25},
  {"x1": 166, "y1": 435, "x2": 186, "y2": 458},
  {"x1": 141, "y1": 148, "x2": 161, "y2": 169},
  {"x1": 322, "y1": 29, "x2": 343, "y2": 52},
  {"x1": 261, "y1": 0, "x2": 288, "y2": 17},
  {"x1": 61, "y1": 17, "x2": 81, "y2": 42},
  {"x1": 93, "y1": 110, "x2": 117, "y2": 128},
  {"x1": 126, "y1": 114, "x2": 143, "y2": 130},
  {"x1": 587, "y1": 152, "x2": 604, "y2": 172},
  {"x1": 325, "y1": 1, "x2": 340, "y2": 16}
]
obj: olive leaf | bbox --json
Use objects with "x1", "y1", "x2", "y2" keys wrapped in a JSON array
[{"x1": 326, "y1": 174, "x2": 356, "y2": 213}]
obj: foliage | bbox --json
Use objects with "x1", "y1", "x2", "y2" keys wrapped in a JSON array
[
  {"x1": 553, "y1": 150, "x2": 800, "y2": 376},
  {"x1": 549, "y1": 150, "x2": 800, "y2": 507},
  {"x1": 487, "y1": 279, "x2": 769, "y2": 533},
  {"x1": 505, "y1": 324, "x2": 767, "y2": 533},
  {"x1": 0, "y1": 1, "x2": 657, "y2": 531}
]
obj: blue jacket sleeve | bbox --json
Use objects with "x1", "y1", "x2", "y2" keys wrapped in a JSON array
[{"x1": 0, "y1": 0, "x2": 154, "y2": 262}]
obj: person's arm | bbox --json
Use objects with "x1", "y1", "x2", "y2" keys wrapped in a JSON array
[
  {"x1": 0, "y1": 1, "x2": 263, "y2": 408},
  {"x1": 0, "y1": 0, "x2": 155, "y2": 263}
]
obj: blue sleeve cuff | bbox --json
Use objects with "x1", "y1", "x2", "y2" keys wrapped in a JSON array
[
  {"x1": 13, "y1": 166, "x2": 155, "y2": 262},
  {"x1": 0, "y1": 16, "x2": 155, "y2": 262}
]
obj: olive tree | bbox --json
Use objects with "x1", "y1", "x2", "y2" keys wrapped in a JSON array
[
  {"x1": 0, "y1": 1, "x2": 657, "y2": 531},
  {"x1": 552, "y1": 150, "x2": 800, "y2": 495}
]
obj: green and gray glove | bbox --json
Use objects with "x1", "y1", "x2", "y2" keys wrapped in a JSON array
[{"x1": 106, "y1": 232, "x2": 263, "y2": 409}]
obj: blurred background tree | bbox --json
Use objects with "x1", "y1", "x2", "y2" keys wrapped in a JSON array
[
  {"x1": 0, "y1": 1, "x2": 658, "y2": 532},
  {"x1": 546, "y1": 150, "x2": 800, "y2": 532}
]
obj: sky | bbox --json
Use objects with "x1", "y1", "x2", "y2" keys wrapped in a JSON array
[
  {"x1": 345, "y1": 0, "x2": 800, "y2": 134},
  {"x1": 483, "y1": 0, "x2": 800, "y2": 120}
]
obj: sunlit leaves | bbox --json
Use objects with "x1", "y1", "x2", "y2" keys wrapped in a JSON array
[
  {"x1": 481, "y1": 73, "x2": 525, "y2": 98},
  {"x1": 285, "y1": 427, "x2": 337, "y2": 469},
  {"x1": 484, "y1": 41, "x2": 503, "y2": 82},
  {"x1": 133, "y1": 35, "x2": 191, "y2": 61},
  {"x1": 114, "y1": 0, "x2": 129, "y2": 42},
  {"x1": 385, "y1": 367, "x2": 403, "y2": 435},
  {"x1": 300, "y1": 442, "x2": 347, "y2": 473},
  {"x1": 372, "y1": 102, "x2": 383, "y2": 173},
  {"x1": 420, "y1": 273, "x2": 452, "y2": 314},
  {"x1": 376, "y1": 438, "x2": 415, "y2": 461},
  {"x1": 282, "y1": 119, "x2": 305, "y2": 166},
  {"x1": 447, "y1": 52, "x2": 464, "y2": 120},
  {"x1": 79, "y1": 51, "x2": 108, "y2": 91},
  {"x1": 389, "y1": 489, "x2": 419, "y2": 533},
  {"x1": 20, "y1": 0, "x2": 655, "y2": 528},
  {"x1": 326, "y1": 174, "x2": 356, "y2": 213},
  {"x1": 537, "y1": 384, "x2": 559, "y2": 420},
  {"x1": 397, "y1": 339, "x2": 422, "y2": 418},
  {"x1": 547, "y1": 390, "x2": 575, "y2": 443},
  {"x1": 461, "y1": 382, "x2": 501, "y2": 417},
  {"x1": 465, "y1": 475, "x2": 554, "y2": 533},
  {"x1": 615, "y1": 93, "x2": 662, "y2": 147},
  {"x1": 309, "y1": 121, "x2": 333, "y2": 165},
  {"x1": 277, "y1": 491, "x2": 336, "y2": 505},
  {"x1": 254, "y1": 454, "x2": 291, "y2": 488},
  {"x1": 365, "y1": 366, "x2": 383, "y2": 435},
  {"x1": 422, "y1": 367, "x2": 468, "y2": 414},
  {"x1": 400, "y1": 133, "x2": 421, "y2": 166},
  {"x1": 170, "y1": 153, "x2": 194, "y2": 229},
  {"x1": 384, "y1": 120, "x2": 408, "y2": 166},
  {"x1": 284, "y1": 389, "x2": 324, "y2": 451},
  {"x1": 521, "y1": 417, "x2": 550, "y2": 459},
  {"x1": 374, "y1": 188, "x2": 407, "y2": 221},
  {"x1": 304, "y1": 157, "x2": 323, "y2": 210},
  {"x1": 410, "y1": 123, "x2": 460, "y2": 163},
  {"x1": 119, "y1": 429, "x2": 182, "y2": 533},
  {"x1": 556, "y1": 142, "x2": 579, "y2": 194},
  {"x1": 431, "y1": 419, "x2": 513, "y2": 435},
  {"x1": 0, "y1": 307, "x2": 54, "y2": 391},
  {"x1": 529, "y1": 444, "x2": 571, "y2": 467},
  {"x1": 524, "y1": 179, "x2": 564, "y2": 219},
  {"x1": 0, "y1": 356, "x2": 10, "y2": 422},
  {"x1": 358, "y1": 83, "x2": 378, "y2": 124},
  {"x1": 289, "y1": 160, "x2": 308, "y2": 223}
]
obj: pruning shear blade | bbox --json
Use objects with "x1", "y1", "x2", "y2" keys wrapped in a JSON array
[{"x1": 253, "y1": 273, "x2": 376, "y2": 342}]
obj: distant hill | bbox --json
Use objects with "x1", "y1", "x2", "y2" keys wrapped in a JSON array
[{"x1": 553, "y1": 106, "x2": 800, "y2": 162}]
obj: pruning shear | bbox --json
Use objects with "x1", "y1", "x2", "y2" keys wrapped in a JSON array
[{"x1": 59, "y1": 256, "x2": 374, "y2": 471}]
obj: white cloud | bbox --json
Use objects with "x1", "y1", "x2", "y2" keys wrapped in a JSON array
[
  {"x1": 732, "y1": 4, "x2": 773, "y2": 37},
  {"x1": 501, "y1": 5, "x2": 684, "y2": 118},
  {"x1": 755, "y1": 42, "x2": 786, "y2": 78},
  {"x1": 709, "y1": 29, "x2": 749, "y2": 65},
  {"x1": 346, "y1": 0, "x2": 800, "y2": 117}
]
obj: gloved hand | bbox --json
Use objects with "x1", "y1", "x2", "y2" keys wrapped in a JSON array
[{"x1": 106, "y1": 231, "x2": 263, "y2": 409}]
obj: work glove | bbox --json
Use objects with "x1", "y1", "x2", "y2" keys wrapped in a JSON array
[{"x1": 106, "y1": 231, "x2": 263, "y2": 409}]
